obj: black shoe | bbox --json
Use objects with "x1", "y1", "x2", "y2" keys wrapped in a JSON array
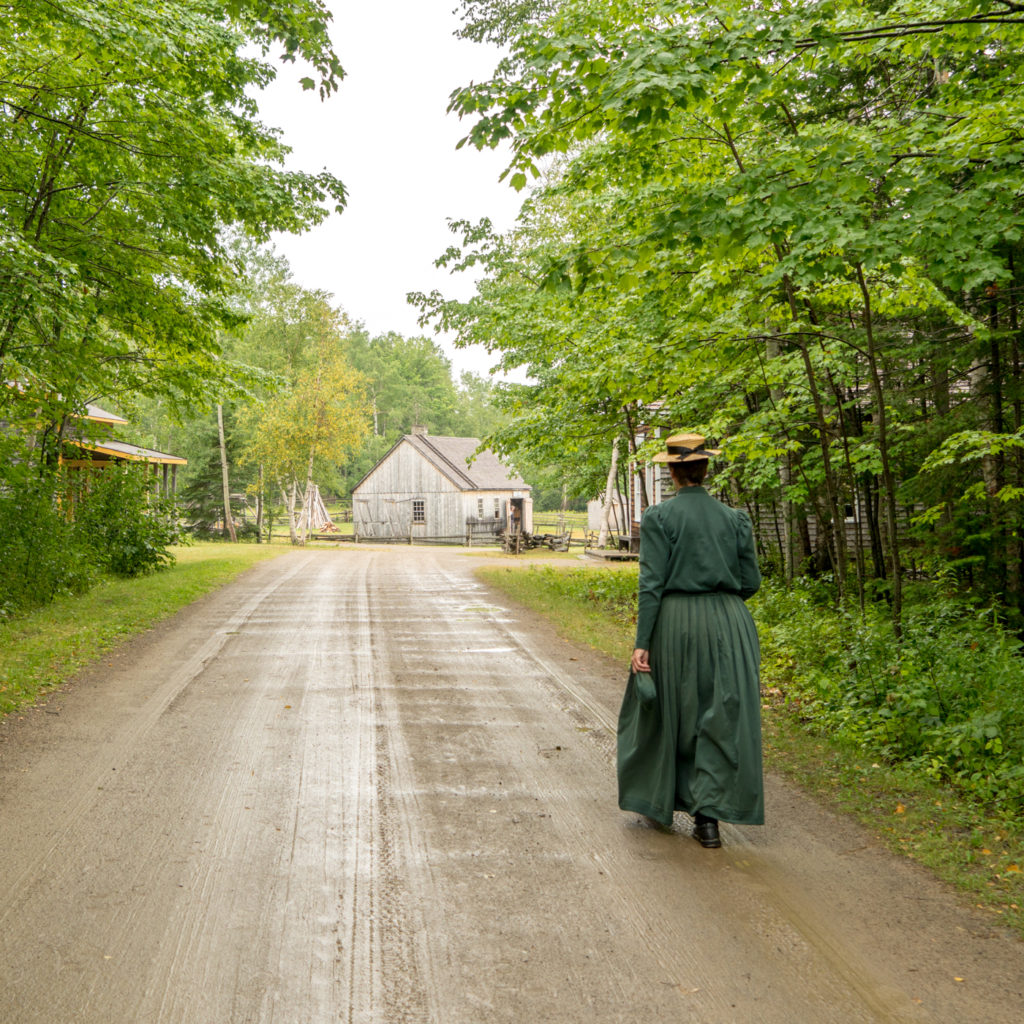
[{"x1": 692, "y1": 818, "x2": 721, "y2": 848}]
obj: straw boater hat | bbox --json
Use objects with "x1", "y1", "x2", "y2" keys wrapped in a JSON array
[{"x1": 652, "y1": 432, "x2": 722, "y2": 463}]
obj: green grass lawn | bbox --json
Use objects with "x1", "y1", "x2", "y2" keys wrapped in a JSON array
[
  {"x1": 0, "y1": 542, "x2": 286, "y2": 715},
  {"x1": 475, "y1": 562, "x2": 1024, "y2": 939}
]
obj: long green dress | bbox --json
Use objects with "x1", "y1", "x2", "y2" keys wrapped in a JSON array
[{"x1": 617, "y1": 485, "x2": 764, "y2": 827}]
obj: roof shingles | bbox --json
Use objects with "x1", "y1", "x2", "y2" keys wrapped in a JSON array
[{"x1": 406, "y1": 434, "x2": 529, "y2": 491}]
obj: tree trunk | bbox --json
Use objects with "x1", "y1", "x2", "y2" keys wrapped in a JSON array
[
  {"x1": 856, "y1": 264, "x2": 902, "y2": 635},
  {"x1": 217, "y1": 404, "x2": 237, "y2": 543},
  {"x1": 988, "y1": 289, "x2": 1010, "y2": 601},
  {"x1": 623, "y1": 404, "x2": 650, "y2": 511},
  {"x1": 597, "y1": 437, "x2": 620, "y2": 548},
  {"x1": 930, "y1": 340, "x2": 951, "y2": 417},
  {"x1": 828, "y1": 372, "x2": 866, "y2": 612},
  {"x1": 618, "y1": 447, "x2": 632, "y2": 545},
  {"x1": 1007, "y1": 251, "x2": 1024, "y2": 619},
  {"x1": 766, "y1": 334, "x2": 797, "y2": 582},
  {"x1": 776, "y1": 267, "x2": 846, "y2": 595},
  {"x1": 862, "y1": 474, "x2": 886, "y2": 581},
  {"x1": 279, "y1": 477, "x2": 299, "y2": 545},
  {"x1": 255, "y1": 463, "x2": 264, "y2": 544},
  {"x1": 301, "y1": 449, "x2": 316, "y2": 544}
]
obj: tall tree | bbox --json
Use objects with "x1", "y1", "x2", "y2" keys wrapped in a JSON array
[
  {"x1": 242, "y1": 300, "x2": 371, "y2": 542},
  {"x1": 346, "y1": 331, "x2": 463, "y2": 438},
  {"x1": 430, "y1": 0, "x2": 1024, "y2": 620},
  {"x1": 216, "y1": 404, "x2": 238, "y2": 542},
  {"x1": 0, "y1": 0, "x2": 346, "y2": 441}
]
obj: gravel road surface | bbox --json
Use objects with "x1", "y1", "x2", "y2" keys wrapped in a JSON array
[{"x1": 0, "y1": 547, "x2": 1021, "y2": 1023}]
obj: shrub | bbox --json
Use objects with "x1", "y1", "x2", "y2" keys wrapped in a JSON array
[
  {"x1": 755, "y1": 579, "x2": 1024, "y2": 820},
  {"x1": 493, "y1": 565, "x2": 1024, "y2": 819},
  {"x1": 0, "y1": 470, "x2": 96, "y2": 618},
  {"x1": 70, "y1": 466, "x2": 182, "y2": 577},
  {"x1": 523, "y1": 565, "x2": 638, "y2": 623}
]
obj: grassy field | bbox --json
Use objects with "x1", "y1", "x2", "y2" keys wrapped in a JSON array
[
  {"x1": 475, "y1": 561, "x2": 1024, "y2": 939},
  {"x1": 0, "y1": 542, "x2": 286, "y2": 716}
]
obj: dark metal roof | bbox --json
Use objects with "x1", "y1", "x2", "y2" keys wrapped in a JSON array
[{"x1": 65, "y1": 438, "x2": 187, "y2": 465}]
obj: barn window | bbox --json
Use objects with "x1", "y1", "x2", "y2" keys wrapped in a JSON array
[
  {"x1": 477, "y1": 497, "x2": 484, "y2": 518},
  {"x1": 412, "y1": 499, "x2": 425, "y2": 524},
  {"x1": 493, "y1": 498, "x2": 501, "y2": 519}
]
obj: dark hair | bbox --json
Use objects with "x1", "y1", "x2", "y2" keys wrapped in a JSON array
[{"x1": 669, "y1": 459, "x2": 708, "y2": 486}]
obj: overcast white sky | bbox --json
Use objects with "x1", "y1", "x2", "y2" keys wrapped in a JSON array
[{"x1": 255, "y1": 2, "x2": 523, "y2": 379}]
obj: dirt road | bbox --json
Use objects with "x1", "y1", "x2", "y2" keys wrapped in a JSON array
[{"x1": 0, "y1": 547, "x2": 1021, "y2": 1023}]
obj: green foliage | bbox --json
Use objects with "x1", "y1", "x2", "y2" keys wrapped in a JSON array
[
  {"x1": 480, "y1": 560, "x2": 1024, "y2": 931},
  {"x1": 71, "y1": 466, "x2": 182, "y2": 577},
  {"x1": 347, "y1": 331, "x2": 462, "y2": 438},
  {"x1": 0, "y1": 459, "x2": 180, "y2": 619},
  {"x1": 429, "y1": 0, "x2": 1024, "y2": 621},
  {"x1": 0, "y1": 542, "x2": 283, "y2": 715},
  {"x1": 493, "y1": 563, "x2": 1024, "y2": 820},
  {"x1": 0, "y1": 468, "x2": 96, "y2": 619},
  {"x1": 755, "y1": 581, "x2": 1024, "y2": 820},
  {"x1": 176, "y1": 410, "x2": 237, "y2": 535},
  {"x1": 454, "y1": 0, "x2": 560, "y2": 43},
  {"x1": 514, "y1": 564, "x2": 638, "y2": 622},
  {"x1": 127, "y1": 239, "x2": 516, "y2": 545},
  {"x1": 0, "y1": 1, "x2": 349, "y2": 589},
  {"x1": 0, "y1": 0, "x2": 346, "y2": 437}
]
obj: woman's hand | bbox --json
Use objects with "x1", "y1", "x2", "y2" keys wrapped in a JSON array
[{"x1": 631, "y1": 648, "x2": 650, "y2": 674}]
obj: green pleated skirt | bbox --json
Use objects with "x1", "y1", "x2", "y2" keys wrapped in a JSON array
[{"x1": 617, "y1": 592, "x2": 764, "y2": 827}]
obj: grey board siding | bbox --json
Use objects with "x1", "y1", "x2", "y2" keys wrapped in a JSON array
[{"x1": 353, "y1": 439, "x2": 523, "y2": 540}]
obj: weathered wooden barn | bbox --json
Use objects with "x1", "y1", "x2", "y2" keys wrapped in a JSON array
[{"x1": 352, "y1": 429, "x2": 532, "y2": 543}]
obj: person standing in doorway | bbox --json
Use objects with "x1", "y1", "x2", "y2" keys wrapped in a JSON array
[{"x1": 617, "y1": 433, "x2": 763, "y2": 847}]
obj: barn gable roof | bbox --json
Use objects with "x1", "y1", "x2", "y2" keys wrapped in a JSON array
[
  {"x1": 409, "y1": 434, "x2": 529, "y2": 491},
  {"x1": 353, "y1": 434, "x2": 530, "y2": 493}
]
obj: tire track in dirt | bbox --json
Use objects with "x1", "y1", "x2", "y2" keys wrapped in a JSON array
[
  {"x1": 444, "y1": 570, "x2": 933, "y2": 1023},
  {"x1": 0, "y1": 555, "x2": 329, "y2": 1024},
  {"x1": 2, "y1": 552, "x2": 381, "y2": 1022},
  {"x1": 374, "y1": 557, "x2": 897, "y2": 1022},
  {"x1": 0, "y1": 553, "x2": 312, "y2": 944},
  {"x1": 339, "y1": 550, "x2": 437, "y2": 1024},
  {"x1": 142, "y1": 554, "x2": 356, "y2": 1023},
  {"x1": 2, "y1": 547, "x2": 1021, "y2": 1023},
  {"x1": 440, "y1": 558, "x2": 1022, "y2": 1024}
]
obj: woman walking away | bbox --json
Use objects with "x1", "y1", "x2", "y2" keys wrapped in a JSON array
[{"x1": 617, "y1": 433, "x2": 763, "y2": 848}]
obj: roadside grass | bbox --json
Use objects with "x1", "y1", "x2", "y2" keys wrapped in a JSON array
[
  {"x1": 0, "y1": 542, "x2": 286, "y2": 716},
  {"x1": 476, "y1": 560, "x2": 633, "y2": 664},
  {"x1": 475, "y1": 562, "x2": 1024, "y2": 939},
  {"x1": 761, "y1": 708, "x2": 1024, "y2": 937}
]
